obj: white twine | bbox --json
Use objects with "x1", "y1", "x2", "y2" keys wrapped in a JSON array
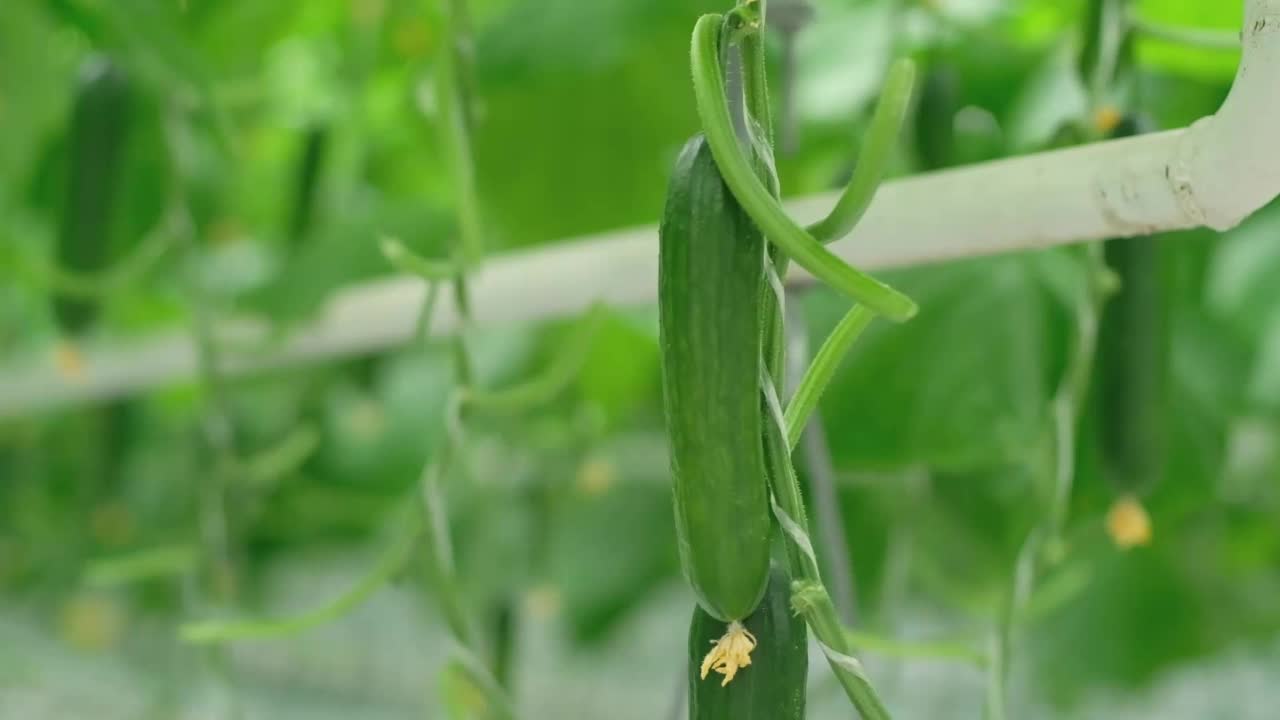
[
  {"x1": 816, "y1": 637, "x2": 870, "y2": 681},
  {"x1": 770, "y1": 492, "x2": 817, "y2": 567}
]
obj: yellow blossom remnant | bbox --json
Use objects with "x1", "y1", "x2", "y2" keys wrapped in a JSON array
[
  {"x1": 700, "y1": 620, "x2": 757, "y2": 686},
  {"x1": 1094, "y1": 106, "x2": 1123, "y2": 135},
  {"x1": 575, "y1": 455, "x2": 616, "y2": 496},
  {"x1": 54, "y1": 341, "x2": 87, "y2": 381},
  {"x1": 59, "y1": 594, "x2": 124, "y2": 652},
  {"x1": 1107, "y1": 494, "x2": 1153, "y2": 549}
]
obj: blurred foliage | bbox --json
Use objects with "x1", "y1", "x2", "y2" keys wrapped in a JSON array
[{"x1": 2, "y1": 0, "x2": 1280, "y2": 718}]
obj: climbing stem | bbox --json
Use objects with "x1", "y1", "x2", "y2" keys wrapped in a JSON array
[{"x1": 691, "y1": 13, "x2": 916, "y2": 322}]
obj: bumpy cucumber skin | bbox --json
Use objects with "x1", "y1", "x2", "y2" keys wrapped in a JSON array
[
  {"x1": 688, "y1": 565, "x2": 808, "y2": 719},
  {"x1": 55, "y1": 55, "x2": 134, "y2": 334},
  {"x1": 660, "y1": 134, "x2": 771, "y2": 623}
]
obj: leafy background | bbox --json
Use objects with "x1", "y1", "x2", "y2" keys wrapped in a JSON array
[{"x1": 2, "y1": 0, "x2": 1279, "y2": 718}]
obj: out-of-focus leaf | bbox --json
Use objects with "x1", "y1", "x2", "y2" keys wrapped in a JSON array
[
  {"x1": 1006, "y1": 40, "x2": 1088, "y2": 151},
  {"x1": 1027, "y1": 545, "x2": 1214, "y2": 704},
  {"x1": 1134, "y1": 0, "x2": 1242, "y2": 81},
  {"x1": 812, "y1": 254, "x2": 1055, "y2": 471},
  {"x1": 466, "y1": 0, "x2": 723, "y2": 247},
  {"x1": 549, "y1": 477, "x2": 676, "y2": 643},
  {"x1": 574, "y1": 308, "x2": 660, "y2": 428},
  {"x1": 796, "y1": 2, "x2": 895, "y2": 124}
]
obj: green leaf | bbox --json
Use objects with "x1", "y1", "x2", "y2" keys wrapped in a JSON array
[{"x1": 1135, "y1": 0, "x2": 1242, "y2": 81}]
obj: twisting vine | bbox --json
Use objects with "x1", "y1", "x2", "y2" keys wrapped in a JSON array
[
  {"x1": 163, "y1": 103, "x2": 245, "y2": 719},
  {"x1": 178, "y1": 4, "x2": 606, "y2": 717}
]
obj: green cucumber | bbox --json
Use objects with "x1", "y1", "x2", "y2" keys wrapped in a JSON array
[
  {"x1": 688, "y1": 565, "x2": 808, "y2": 717},
  {"x1": 659, "y1": 133, "x2": 771, "y2": 624},
  {"x1": 54, "y1": 54, "x2": 135, "y2": 335},
  {"x1": 1098, "y1": 114, "x2": 1166, "y2": 496}
]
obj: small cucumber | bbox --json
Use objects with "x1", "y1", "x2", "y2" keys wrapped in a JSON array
[
  {"x1": 659, "y1": 134, "x2": 771, "y2": 624},
  {"x1": 688, "y1": 565, "x2": 808, "y2": 718},
  {"x1": 286, "y1": 123, "x2": 329, "y2": 250}
]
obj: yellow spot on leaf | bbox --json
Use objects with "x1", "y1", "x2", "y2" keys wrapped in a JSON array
[
  {"x1": 1107, "y1": 495, "x2": 1152, "y2": 550},
  {"x1": 700, "y1": 620, "x2": 757, "y2": 686}
]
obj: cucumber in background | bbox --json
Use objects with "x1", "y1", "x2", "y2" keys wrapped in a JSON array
[
  {"x1": 53, "y1": 54, "x2": 135, "y2": 335},
  {"x1": 1096, "y1": 113, "x2": 1166, "y2": 547},
  {"x1": 286, "y1": 123, "x2": 329, "y2": 252}
]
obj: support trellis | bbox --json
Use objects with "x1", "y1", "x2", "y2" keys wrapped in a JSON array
[{"x1": 2, "y1": 0, "x2": 1277, "y2": 420}]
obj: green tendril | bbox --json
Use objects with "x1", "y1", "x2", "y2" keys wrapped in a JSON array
[
  {"x1": 784, "y1": 304, "x2": 876, "y2": 449},
  {"x1": 691, "y1": 13, "x2": 916, "y2": 322},
  {"x1": 806, "y1": 59, "x2": 916, "y2": 245},
  {"x1": 179, "y1": 508, "x2": 422, "y2": 644}
]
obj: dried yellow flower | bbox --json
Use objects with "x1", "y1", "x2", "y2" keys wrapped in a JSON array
[
  {"x1": 1094, "y1": 106, "x2": 1123, "y2": 135},
  {"x1": 700, "y1": 620, "x2": 757, "y2": 686},
  {"x1": 1107, "y1": 495, "x2": 1153, "y2": 550}
]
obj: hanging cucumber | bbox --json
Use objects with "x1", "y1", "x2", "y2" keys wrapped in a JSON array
[
  {"x1": 660, "y1": 133, "x2": 772, "y2": 674},
  {"x1": 53, "y1": 54, "x2": 135, "y2": 336},
  {"x1": 688, "y1": 565, "x2": 808, "y2": 716},
  {"x1": 1097, "y1": 113, "x2": 1164, "y2": 548}
]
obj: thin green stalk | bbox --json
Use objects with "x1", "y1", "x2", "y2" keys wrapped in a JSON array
[
  {"x1": 784, "y1": 304, "x2": 875, "y2": 449},
  {"x1": 734, "y1": 0, "x2": 772, "y2": 146},
  {"x1": 1130, "y1": 13, "x2": 1239, "y2": 51},
  {"x1": 236, "y1": 425, "x2": 320, "y2": 488},
  {"x1": 985, "y1": 247, "x2": 1111, "y2": 719},
  {"x1": 437, "y1": 1, "x2": 483, "y2": 266},
  {"x1": 845, "y1": 628, "x2": 988, "y2": 667},
  {"x1": 985, "y1": 527, "x2": 1039, "y2": 720},
  {"x1": 806, "y1": 59, "x2": 915, "y2": 245},
  {"x1": 762, "y1": 367, "x2": 892, "y2": 720},
  {"x1": 450, "y1": 273, "x2": 476, "y2": 387},
  {"x1": 786, "y1": 297, "x2": 858, "y2": 624},
  {"x1": 790, "y1": 579, "x2": 891, "y2": 720},
  {"x1": 418, "y1": 408, "x2": 475, "y2": 648},
  {"x1": 1081, "y1": 0, "x2": 1129, "y2": 110},
  {"x1": 179, "y1": 509, "x2": 423, "y2": 643},
  {"x1": 416, "y1": 280, "x2": 443, "y2": 342},
  {"x1": 381, "y1": 236, "x2": 458, "y2": 280},
  {"x1": 691, "y1": 13, "x2": 916, "y2": 322},
  {"x1": 406, "y1": 3, "x2": 519, "y2": 712},
  {"x1": 85, "y1": 545, "x2": 198, "y2": 587},
  {"x1": 165, "y1": 108, "x2": 243, "y2": 719}
]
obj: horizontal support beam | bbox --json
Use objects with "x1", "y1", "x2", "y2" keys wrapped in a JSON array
[{"x1": 2, "y1": 1, "x2": 1277, "y2": 418}]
